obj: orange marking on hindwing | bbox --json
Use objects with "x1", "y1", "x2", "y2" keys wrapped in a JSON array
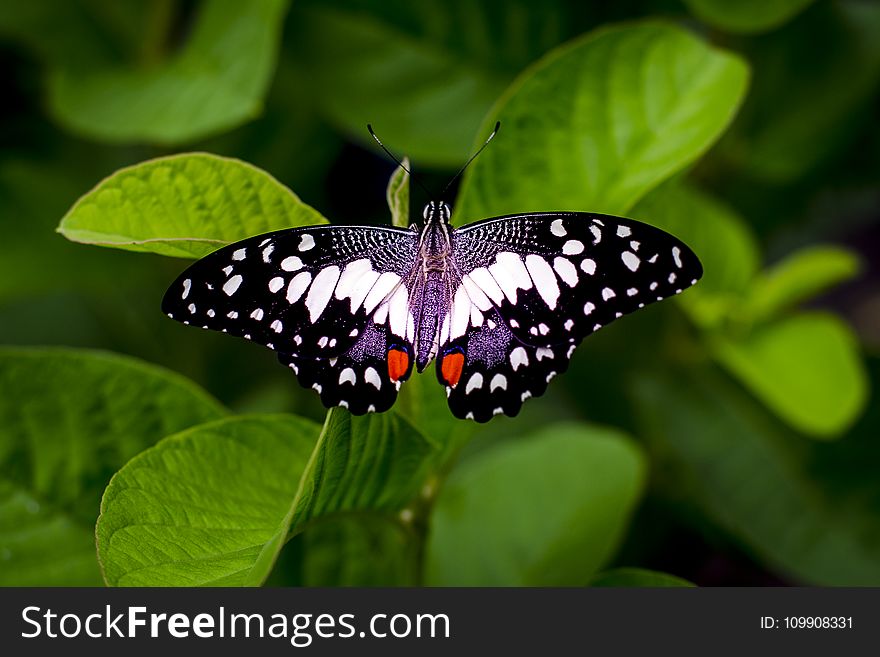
[
  {"x1": 440, "y1": 352, "x2": 465, "y2": 387},
  {"x1": 387, "y1": 348, "x2": 410, "y2": 382}
]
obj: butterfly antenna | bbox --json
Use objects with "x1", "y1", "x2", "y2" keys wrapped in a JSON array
[
  {"x1": 442, "y1": 121, "x2": 501, "y2": 197},
  {"x1": 367, "y1": 124, "x2": 432, "y2": 198}
]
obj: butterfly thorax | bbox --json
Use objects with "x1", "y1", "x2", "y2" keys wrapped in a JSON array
[{"x1": 413, "y1": 202, "x2": 453, "y2": 372}]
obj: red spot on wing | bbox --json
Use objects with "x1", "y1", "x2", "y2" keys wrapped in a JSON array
[
  {"x1": 440, "y1": 352, "x2": 465, "y2": 387},
  {"x1": 387, "y1": 348, "x2": 410, "y2": 382}
]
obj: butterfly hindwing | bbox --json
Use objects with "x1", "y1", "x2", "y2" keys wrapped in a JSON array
[
  {"x1": 161, "y1": 225, "x2": 418, "y2": 357},
  {"x1": 438, "y1": 305, "x2": 573, "y2": 421},
  {"x1": 278, "y1": 318, "x2": 415, "y2": 414}
]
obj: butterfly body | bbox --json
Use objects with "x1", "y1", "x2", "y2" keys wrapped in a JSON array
[{"x1": 163, "y1": 202, "x2": 702, "y2": 422}]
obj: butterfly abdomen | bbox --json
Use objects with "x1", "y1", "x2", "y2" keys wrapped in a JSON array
[{"x1": 414, "y1": 270, "x2": 447, "y2": 372}]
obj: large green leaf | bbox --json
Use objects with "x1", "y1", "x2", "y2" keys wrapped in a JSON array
[
  {"x1": 425, "y1": 423, "x2": 645, "y2": 585},
  {"x1": 633, "y1": 365, "x2": 880, "y2": 585},
  {"x1": 632, "y1": 181, "x2": 760, "y2": 328},
  {"x1": 97, "y1": 410, "x2": 437, "y2": 586},
  {"x1": 288, "y1": 0, "x2": 587, "y2": 165},
  {"x1": 0, "y1": 348, "x2": 227, "y2": 586},
  {"x1": 58, "y1": 153, "x2": 326, "y2": 259},
  {"x1": 684, "y1": 0, "x2": 816, "y2": 34},
  {"x1": 711, "y1": 313, "x2": 867, "y2": 438},
  {"x1": 48, "y1": 0, "x2": 290, "y2": 144},
  {"x1": 740, "y1": 246, "x2": 861, "y2": 324},
  {"x1": 455, "y1": 21, "x2": 749, "y2": 223},
  {"x1": 286, "y1": 515, "x2": 419, "y2": 586}
]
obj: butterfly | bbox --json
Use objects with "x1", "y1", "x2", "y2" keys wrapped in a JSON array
[{"x1": 162, "y1": 199, "x2": 702, "y2": 422}]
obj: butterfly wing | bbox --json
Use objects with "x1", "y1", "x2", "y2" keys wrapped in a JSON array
[
  {"x1": 438, "y1": 212, "x2": 702, "y2": 421},
  {"x1": 162, "y1": 225, "x2": 419, "y2": 412}
]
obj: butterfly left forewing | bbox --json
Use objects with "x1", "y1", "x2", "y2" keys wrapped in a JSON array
[
  {"x1": 162, "y1": 224, "x2": 418, "y2": 357},
  {"x1": 163, "y1": 224, "x2": 420, "y2": 414}
]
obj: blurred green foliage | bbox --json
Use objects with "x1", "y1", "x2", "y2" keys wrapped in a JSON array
[{"x1": 0, "y1": 0, "x2": 878, "y2": 587}]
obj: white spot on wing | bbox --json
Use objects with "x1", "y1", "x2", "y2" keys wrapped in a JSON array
[
  {"x1": 602, "y1": 287, "x2": 616, "y2": 300},
  {"x1": 590, "y1": 225, "x2": 601, "y2": 244},
  {"x1": 250, "y1": 308, "x2": 264, "y2": 320},
  {"x1": 268, "y1": 277, "x2": 284, "y2": 293},
  {"x1": 465, "y1": 372, "x2": 484, "y2": 394},
  {"x1": 490, "y1": 252, "x2": 532, "y2": 303},
  {"x1": 461, "y1": 274, "x2": 492, "y2": 311},
  {"x1": 550, "y1": 218, "x2": 566, "y2": 236},
  {"x1": 450, "y1": 285, "x2": 473, "y2": 340},
  {"x1": 536, "y1": 347, "x2": 554, "y2": 361},
  {"x1": 286, "y1": 271, "x2": 312, "y2": 303},
  {"x1": 335, "y1": 258, "x2": 373, "y2": 304},
  {"x1": 672, "y1": 246, "x2": 682, "y2": 268},
  {"x1": 616, "y1": 225, "x2": 632, "y2": 238},
  {"x1": 621, "y1": 251, "x2": 640, "y2": 272},
  {"x1": 553, "y1": 257, "x2": 578, "y2": 287},
  {"x1": 281, "y1": 256, "x2": 303, "y2": 272},
  {"x1": 262, "y1": 245, "x2": 274, "y2": 262},
  {"x1": 584, "y1": 302, "x2": 595, "y2": 315},
  {"x1": 365, "y1": 367, "x2": 382, "y2": 389},
  {"x1": 525, "y1": 254, "x2": 560, "y2": 310},
  {"x1": 490, "y1": 374, "x2": 507, "y2": 391},
  {"x1": 469, "y1": 267, "x2": 504, "y2": 305},
  {"x1": 298, "y1": 234, "x2": 316, "y2": 252},
  {"x1": 232, "y1": 248, "x2": 247, "y2": 261},
  {"x1": 387, "y1": 285, "x2": 410, "y2": 337},
  {"x1": 562, "y1": 239, "x2": 584, "y2": 255},
  {"x1": 223, "y1": 274, "x2": 243, "y2": 296},
  {"x1": 363, "y1": 272, "x2": 401, "y2": 314},
  {"x1": 339, "y1": 368, "x2": 356, "y2": 385},
  {"x1": 181, "y1": 279, "x2": 192, "y2": 299},
  {"x1": 271, "y1": 319, "x2": 283, "y2": 333},
  {"x1": 580, "y1": 258, "x2": 596, "y2": 275},
  {"x1": 510, "y1": 347, "x2": 528, "y2": 371}
]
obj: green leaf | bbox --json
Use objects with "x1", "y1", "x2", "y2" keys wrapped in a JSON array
[
  {"x1": 386, "y1": 158, "x2": 410, "y2": 228},
  {"x1": 684, "y1": 0, "x2": 816, "y2": 34},
  {"x1": 632, "y1": 365, "x2": 880, "y2": 585},
  {"x1": 288, "y1": 0, "x2": 583, "y2": 165},
  {"x1": 425, "y1": 422, "x2": 645, "y2": 585},
  {"x1": 58, "y1": 153, "x2": 326, "y2": 259},
  {"x1": 97, "y1": 410, "x2": 437, "y2": 586},
  {"x1": 455, "y1": 21, "x2": 749, "y2": 223},
  {"x1": 0, "y1": 347, "x2": 227, "y2": 586},
  {"x1": 591, "y1": 567, "x2": 695, "y2": 587},
  {"x1": 632, "y1": 181, "x2": 760, "y2": 328},
  {"x1": 397, "y1": 364, "x2": 476, "y2": 466},
  {"x1": 741, "y1": 246, "x2": 861, "y2": 324},
  {"x1": 48, "y1": 0, "x2": 290, "y2": 144},
  {"x1": 711, "y1": 313, "x2": 867, "y2": 438},
  {"x1": 291, "y1": 516, "x2": 419, "y2": 586}
]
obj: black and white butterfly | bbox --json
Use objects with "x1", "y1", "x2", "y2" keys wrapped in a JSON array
[{"x1": 162, "y1": 200, "x2": 702, "y2": 422}]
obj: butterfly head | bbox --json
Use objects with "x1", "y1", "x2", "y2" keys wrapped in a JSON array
[{"x1": 422, "y1": 201, "x2": 451, "y2": 225}]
